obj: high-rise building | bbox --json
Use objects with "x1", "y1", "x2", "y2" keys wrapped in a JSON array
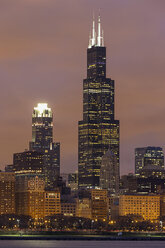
[
  {"x1": 13, "y1": 150, "x2": 44, "y2": 175},
  {"x1": 78, "y1": 15, "x2": 120, "y2": 188},
  {"x1": 135, "y1": 147, "x2": 164, "y2": 176},
  {"x1": 100, "y1": 149, "x2": 119, "y2": 195},
  {"x1": 29, "y1": 103, "x2": 60, "y2": 189},
  {"x1": 0, "y1": 172, "x2": 15, "y2": 215}
]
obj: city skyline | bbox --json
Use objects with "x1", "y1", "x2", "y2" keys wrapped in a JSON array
[{"x1": 0, "y1": 0, "x2": 165, "y2": 175}]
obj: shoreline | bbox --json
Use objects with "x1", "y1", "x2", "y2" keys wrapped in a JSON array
[{"x1": 0, "y1": 234, "x2": 165, "y2": 241}]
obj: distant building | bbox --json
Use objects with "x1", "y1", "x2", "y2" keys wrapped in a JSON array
[
  {"x1": 135, "y1": 147, "x2": 164, "y2": 176},
  {"x1": 120, "y1": 173, "x2": 165, "y2": 194},
  {"x1": 13, "y1": 150, "x2": 44, "y2": 175},
  {"x1": 29, "y1": 103, "x2": 60, "y2": 189},
  {"x1": 68, "y1": 172, "x2": 78, "y2": 191},
  {"x1": 0, "y1": 172, "x2": 15, "y2": 215},
  {"x1": 60, "y1": 173, "x2": 69, "y2": 185},
  {"x1": 5, "y1": 164, "x2": 14, "y2": 172},
  {"x1": 119, "y1": 194, "x2": 160, "y2": 221},
  {"x1": 100, "y1": 149, "x2": 119, "y2": 195}
]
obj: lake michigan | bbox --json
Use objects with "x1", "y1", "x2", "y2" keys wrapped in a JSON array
[{"x1": 0, "y1": 241, "x2": 164, "y2": 248}]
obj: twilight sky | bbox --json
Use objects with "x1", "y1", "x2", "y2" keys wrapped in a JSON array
[{"x1": 0, "y1": 0, "x2": 165, "y2": 175}]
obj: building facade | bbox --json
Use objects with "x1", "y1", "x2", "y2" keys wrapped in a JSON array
[
  {"x1": 119, "y1": 194, "x2": 160, "y2": 221},
  {"x1": 91, "y1": 189, "x2": 108, "y2": 221},
  {"x1": 29, "y1": 103, "x2": 60, "y2": 189},
  {"x1": 0, "y1": 172, "x2": 15, "y2": 215},
  {"x1": 135, "y1": 147, "x2": 164, "y2": 176},
  {"x1": 100, "y1": 149, "x2": 119, "y2": 194},
  {"x1": 44, "y1": 191, "x2": 61, "y2": 216},
  {"x1": 15, "y1": 174, "x2": 45, "y2": 220},
  {"x1": 13, "y1": 150, "x2": 44, "y2": 175},
  {"x1": 78, "y1": 15, "x2": 120, "y2": 188}
]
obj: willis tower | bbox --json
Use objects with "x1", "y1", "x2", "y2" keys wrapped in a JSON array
[{"x1": 78, "y1": 15, "x2": 120, "y2": 189}]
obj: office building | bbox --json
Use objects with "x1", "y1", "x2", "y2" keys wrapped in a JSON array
[
  {"x1": 78, "y1": 15, "x2": 119, "y2": 188},
  {"x1": 29, "y1": 103, "x2": 60, "y2": 189},
  {"x1": 121, "y1": 173, "x2": 165, "y2": 194},
  {"x1": 61, "y1": 202, "x2": 76, "y2": 217},
  {"x1": 135, "y1": 147, "x2": 164, "y2": 176},
  {"x1": 15, "y1": 174, "x2": 45, "y2": 220},
  {"x1": 119, "y1": 194, "x2": 160, "y2": 221},
  {"x1": 100, "y1": 149, "x2": 119, "y2": 194},
  {"x1": 76, "y1": 198, "x2": 92, "y2": 219},
  {"x1": 0, "y1": 172, "x2": 15, "y2": 215},
  {"x1": 91, "y1": 189, "x2": 108, "y2": 221},
  {"x1": 44, "y1": 191, "x2": 61, "y2": 216},
  {"x1": 13, "y1": 150, "x2": 44, "y2": 175},
  {"x1": 68, "y1": 172, "x2": 78, "y2": 191}
]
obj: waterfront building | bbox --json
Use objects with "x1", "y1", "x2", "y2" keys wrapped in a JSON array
[
  {"x1": 61, "y1": 202, "x2": 76, "y2": 217},
  {"x1": 91, "y1": 189, "x2": 108, "y2": 221},
  {"x1": 100, "y1": 149, "x2": 119, "y2": 194},
  {"x1": 108, "y1": 195, "x2": 119, "y2": 221},
  {"x1": 15, "y1": 174, "x2": 45, "y2": 220},
  {"x1": 78, "y1": 15, "x2": 119, "y2": 188},
  {"x1": 76, "y1": 198, "x2": 92, "y2": 219},
  {"x1": 119, "y1": 194, "x2": 160, "y2": 221},
  {"x1": 0, "y1": 172, "x2": 15, "y2": 215},
  {"x1": 44, "y1": 191, "x2": 61, "y2": 216},
  {"x1": 135, "y1": 147, "x2": 164, "y2": 176},
  {"x1": 29, "y1": 103, "x2": 60, "y2": 189}
]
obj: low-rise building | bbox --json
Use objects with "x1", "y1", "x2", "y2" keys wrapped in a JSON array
[
  {"x1": 119, "y1": 194, "x2": 160, "y2": 221},
  {"x1": 44, "y1": 191, "x2": 61, "y2": 216},
  {"x1": 76, "y1": 198, "x2": 92, "y2": 219},
  {"x1": 91, "y1": 189, "x2": 108, "y2": 221},
  {"x1": 61, "y1": 202, "x2": 76, "y2": 217}
]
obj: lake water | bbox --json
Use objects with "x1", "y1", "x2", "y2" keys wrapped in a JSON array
[{"x1": 0, "y1": 241, "x2": 165, "y2": 248}]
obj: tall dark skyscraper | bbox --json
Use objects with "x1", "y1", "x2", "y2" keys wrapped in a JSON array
[
  {"x1": 29, "y1": 103, "x2": 60, "y2": 189},
  {"x1": 78, "y1": 15, "x2": 120, "y2": 189}
]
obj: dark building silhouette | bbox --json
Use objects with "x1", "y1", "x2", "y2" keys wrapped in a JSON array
[
  {"x1": 135, "y1": 146, "x2": 164, "y2": 176},
  {"x1": 120, "y1": 173, "x2": 165, "y2": 194},
  {"x1": 29, "y1": 103, "x2": 60, "y2": 189},
  {"x1": 13, "y1": 150, "x2": 44, "y2": 175},
  {"x1": 78, "y1": 15, "x2": 120, "y2": 188}
]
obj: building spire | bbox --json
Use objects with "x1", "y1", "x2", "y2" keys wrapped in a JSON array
[
  {"x1": 88, "y1": 12, "x2": 104, "y2": 48},
  {"x1": 102, "y1": 29, "x2": 104, "y2": 47},
  {"x1": 97, "y1": 13, "x2": 101, "y2": 46},
  {"x1": 88, "y1": 31, "x2": 92, "y2": 48},
  {"x1": 91, "y1": 12, "x2": 96, "y2": 46}
]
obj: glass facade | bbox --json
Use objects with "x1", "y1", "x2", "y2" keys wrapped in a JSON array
[
  {"x1": 29, "y1": 103, "x2": 60, "y2": 189},
  {"x1": 78, "y1": 19, "x2": 120, "y2": 189}
]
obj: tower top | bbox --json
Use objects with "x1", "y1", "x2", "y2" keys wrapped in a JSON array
[
  {"x1": 88, "y1": 13, "x2": 104, "y2": 48},
  {"x1": 33, "y1": 103, "x2": 52, "y2": 117}
]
